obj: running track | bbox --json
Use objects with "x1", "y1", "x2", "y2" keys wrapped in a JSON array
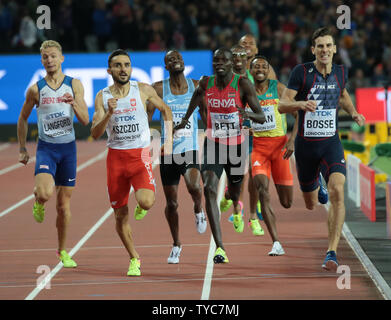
[{"x1": 0, "y1": 140, "x2": 384, "y2": 300}]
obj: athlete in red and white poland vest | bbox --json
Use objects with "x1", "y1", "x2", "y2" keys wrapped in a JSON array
[{"x1": 102, "y1": 81, "x2": 150, "y2": 150}]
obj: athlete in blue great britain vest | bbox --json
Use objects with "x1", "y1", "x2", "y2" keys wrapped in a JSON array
[
  {"x1": 17, "y1": 40, "x2": 89, "y2": 268},
  {"x1": 278, "y1": 27, "x2": 365, "y2": 272},
  {"x1": 148, "y1": 50, "x2": 206, "y2": 264}
]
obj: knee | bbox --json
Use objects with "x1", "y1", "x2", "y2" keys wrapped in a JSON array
[
  {"x1": 114, "y1": 206, "x2": 128, "y2": 222},
  {"x1": 35, "y1": 186, "x2": 53, "y2": 203},
  {"x1": 187, "y1": 183, "x2": 202, "y2": 197},
  {"x1": 204, "y1": 184, "x2": 217, "y2": 199},
  {"x1": 280, "y1": 198, "x2": 292, "y2": 209},
  {"x1": 328, "y1": 183, "x2": 344, "y2": 203},
  {"x1": 257, "y1": 185, "x2": 269, "y2": 202},
  {"x1": 139, "y1": 196, "x2": 155, "y2": 211},
  {"x1": 166, "y1": 199, "x2": 178, "y2": 212}
]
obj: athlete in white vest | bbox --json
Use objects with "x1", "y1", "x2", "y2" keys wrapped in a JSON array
[
  {"x1": 17, "y1": 40, "x2": 89, "y2": 268},
  {"x1": 91, "y1": 49, "x2": 173, "y2": 276}
]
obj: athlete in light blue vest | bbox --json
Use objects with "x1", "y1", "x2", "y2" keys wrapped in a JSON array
[
  {"x1": 17, "y1": 40, "x2": 89, "y2": 268},
  {"x1": 148, "y1": 50, "x2": 206, "y2": 264}
]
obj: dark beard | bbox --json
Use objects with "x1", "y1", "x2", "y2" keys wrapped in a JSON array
[{"x1": 113, "y1": 75, "x2": 130, "y2": 85}]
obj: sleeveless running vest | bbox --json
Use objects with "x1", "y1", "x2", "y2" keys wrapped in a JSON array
[
  {"x1": 161, "y1": 78, "x2": 198, "y2": 154},
  {"x1": 102, "y1": 81, "x2": 150, "y2": 150},
  {"x1": 252, "y1": 80, "x2": 287, "y2": 137},
  {"x1": 205, "y1": 74, "x2": 244, "y2": 145},
  {"x1": 36, "y1": 76, "x2": 75, "y2": 143}
]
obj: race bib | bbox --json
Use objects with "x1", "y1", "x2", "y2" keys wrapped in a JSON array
[
  {"x1": 42, "y1": 109, "x2": 73, "y2": 137},
  {"x1": 251, "y1": 106, "x2": 277, "y2": 132},
  {"x1": 210, "y1": 111, "x2": 240, "y2": 138},
  {"x1": 173, "y1": 119, "x2": 193, "y2": 139},
  {"x1": 304, "y1": 109, "x2": 336, "y2": 137},
  {"x1": 111, "y1": 113, "x2": 141, "y2": 142}
]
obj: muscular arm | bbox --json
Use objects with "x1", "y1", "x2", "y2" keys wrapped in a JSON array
[
  {"x1": 140, "y1": 82, "x2": 173, "y2": 154},
  {"x1": 278, "y1": 87, "x2": 317, "y2": 113},
  {"x1": 90, "y1": 91, "x2": 111, "y2": 139},
  {"x1": 17, "y1": 85, "x2": 38, "y2": 164},
  {"x1": 71, "y1": 79, "x2": 89, "y2": 125},
  {"x1": 174, "y1": 76, "x2": 208, "y2": 130},
  {"x1": 147, "y1": 81, "x2": 163, "y2": 122},
  {"x1": 339, "y1": 88, "x2": 365, "y2": 126},
  {"x1": 239, "y1": 77, "x2": 266, "y2": 124}
]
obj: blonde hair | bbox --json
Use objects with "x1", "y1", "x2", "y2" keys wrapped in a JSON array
[{"x1": 40, "y1": 40, "x2": 62, "y2": 53}]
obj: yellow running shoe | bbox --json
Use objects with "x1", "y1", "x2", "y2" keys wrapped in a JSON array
[
  {"x1": 33, "y1": 201, "x2": 45, "y2": 223},
  {"x1": 233, "y1": 213, "x2": 244, "y2": 233},
  {"x1": 248, "y1": 219, "x2": 264, "y2": 236},
  {"x1": 127, "y1": 257, "x2": 141, "y2": 276},
  {"x1": 134, "y1": 204, "x2": 148, "y2": 220},
  {"x1": 213, "y1": 247, "x2": 229, "y2": 264},
  {"x1": 57, "y1": 250, "x2": 77, "y2": 268},
  {"x1": 219, "y1": 197, "x2": 233, "y2": 212}
]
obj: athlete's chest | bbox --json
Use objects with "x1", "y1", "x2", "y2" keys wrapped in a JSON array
[{"x1": 306, "y1": 74, "x2": 341, "y2": 110}]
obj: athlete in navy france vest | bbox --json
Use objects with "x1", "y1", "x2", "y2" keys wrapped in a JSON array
[{"x1": 287, "y1": 62, "x2": 348, "y2": 141}]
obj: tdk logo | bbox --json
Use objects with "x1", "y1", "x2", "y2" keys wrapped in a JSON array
[
  {"x1": 45, "y1": 111, "x2": 65, "y2": 120},
  {"x1": 309, "y1": 110, "x2": 333, "y2": 117},
  {"x1": 115, "y1": 115, "x2": 136, "y2": 122},
  {"x1": 213, "y1": 114, "x2": 236, "y2": 120}
]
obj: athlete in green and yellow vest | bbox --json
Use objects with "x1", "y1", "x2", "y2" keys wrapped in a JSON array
[{"x1": 252, "y1": 79, "x2": 287, "y2": 137}]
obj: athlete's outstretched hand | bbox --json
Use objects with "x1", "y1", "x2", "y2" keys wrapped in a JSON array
[
  {"x1": 62, "y1": 92, "x2": 75, "y2": 106},
  {"x1": 173, "y1": 119, "x2": 188, "y2": 132},
  {"x1": 300, "y1": 100, "x2": 317, "y2": 112},
  {"x1": 352, "y1": 112, "x2": 365, "y2": 126},
  {"x1": 237, "y1": 107, "x2": 249, "y2": 120},
  {"x1": 107, "y1": 98, "x2": 118, "y2": 115},
  {"x1": 282, "y1": 137, "x2": 294, "y2": 159},
  {"x1": 18, "y1": 148, "x2": 30, "y2": 165}
]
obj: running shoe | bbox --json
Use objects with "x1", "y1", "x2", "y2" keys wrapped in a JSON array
[
  {"x1": 195, "y1": 210, "x2": 207, "y2": 234},
  {"x1": 57, "y1": 250, "x2": 77, "y2": 268},
  {"x1": 233, "y1": 213, "x2": 244, "y2": 233},
  {"x1": 322, "y1": 250, "x2": 339, "y2": 272},
  {"x1": 127, "y1": 257, "x2": 141, "y2": 276},
  {"x1": 33, "y1": 201, "x2": 45, "y2": 223},
  {"x1": 268, "y1": 241, "x2": 285, "y2": 256},
  {"x1": 256, "y1": 200, "x2": 263, "y2": 220},
  {"x1": 228, "y1": 201, "x2": 243, "y2": 223},
  {"x1": 213, "y1": 247, "x2": 229, "y2": 264},
  {"x1": 318, "y1": 174, "x2": 328, "y2": 204},
  {"x1": 248, "y1": 219, "x2": 264, "y2": 236},
  {"x1": 220, "y1": 197, "x2": 233, "y2": 213},
  {"x1": 167, "y1": 246, "x2": 182, "y2": 264},
  {"x1": 134, "y1": 204, "x2": 148, "y2": 220}
]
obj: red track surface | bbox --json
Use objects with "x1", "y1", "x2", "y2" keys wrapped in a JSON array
[{"x1": 0, "y1": 141, "x2": 383, "y2": 300}]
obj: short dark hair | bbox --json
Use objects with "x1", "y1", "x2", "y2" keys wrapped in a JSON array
[
  {"x1": 108, "y1": 49, "x2": 130, "y2": 67},
  {"x1": 250, "y1": 55, "x2": 269, "y2": 69},
  {"x1": 311, "y1": 27, "x2": 335, "y2": 46}
]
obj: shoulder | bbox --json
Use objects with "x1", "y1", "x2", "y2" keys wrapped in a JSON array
[
  {"x1": 152, "y1": 80, "x2": 163, "y2": 97},
  {"x1": 26, "y1": 83, "x2": 39, "y2": 100},
  {"x1": 191, "y1": 78, "x2": 199, "y2": 86},
  {"x1": 198, "y1": 76, "x2": 209, "y2": 90},
  {"x1": 71, "y1": 78, "x2": 84, "y2": 92}
]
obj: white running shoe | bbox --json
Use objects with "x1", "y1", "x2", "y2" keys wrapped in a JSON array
[
  {"x1": 167, "y1": 246, "x2": 182, "y2": 264},
  {"x1": 268, "y1": 241, "x2": 285, "y2": 256},
  {"x1": 195, "y1": 210, "x2": 207, "y2": 234}
]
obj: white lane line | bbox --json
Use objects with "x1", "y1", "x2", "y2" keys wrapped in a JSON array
[
  {"x1": 201, "y1": 172, "x2": 226, "y2": 300},
  {"x1": 25, "y1": 159, "x2": 158, "y2": 300},
  {"x1": 0, "y1": 157, "x2": 36, "y2": 176},
  {"x1": 342, "y1": 223, "x2": 391, "y2": 300},
  {"x1": 0, "y1": 143, "x2": 10, "y2": 152},
  {"x1": 0, "y1": 149, "x2": 107, "y2": 218},
  {"x1": 323, "y1": 202, "x2": 391, "y2": 300}
]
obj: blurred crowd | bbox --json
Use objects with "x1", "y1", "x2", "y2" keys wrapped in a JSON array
[{"x1": 0, "y1": 0, "x2": 390, "y2": 89}]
